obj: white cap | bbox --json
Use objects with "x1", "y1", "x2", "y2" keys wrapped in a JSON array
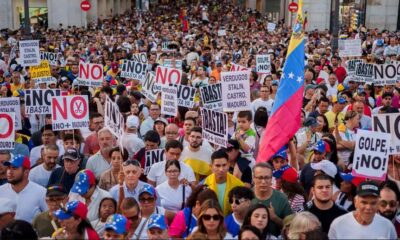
[
  {"x1": 311, "y1": 160, "x2": 337, "y2": 179},
  {"x1": 0, "y1": 198, "x2": 17, "y2": 214},
  {"x1": 126, "y1": 115, "x2": 139, "y2": 129}
]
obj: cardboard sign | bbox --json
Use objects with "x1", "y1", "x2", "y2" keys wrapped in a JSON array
[
  {"x1": 144, "y1": 149, "x2": 165, "y2": 175},
  {"x1": 121, "y1": 60, "x2": 147, "y2": 81},
  {"x1": 0, "y1": 97, "x2": 21, "y2": 130},
  {"x1": 142, "y1": 72, "x2": 159, "y2": 102},
  {"x1": 163, "y1": 59, "x2": 183, "y2": 69},
  {"x1": 200, "y1": 83, "x2": 223, "y2": 111},
  {"x1": 19, "y1": 40, "x2": 40, "y2": 66},
  {"x1": 201, "y1": 108, "x2": 228, "y2": 147},
  {"x1": 25, "y1": 89, "x2": 62, "y2": 114},
  {"x1": 173, "y1": 84, "x2": 196, "y2": 108},
  {"x1": 256, "y1": 55, "x2": 271, "y2": 74},
  {"x1": 352, "y1": 129, "x2": 391, "y2": 181},
  {"x1": 155, "y1": 66, "x2": 182, "y2": 86},
  {"x1": 373, "y1": 63, "x2": 400, "y2": 86},
  {"x1": 267, "y1": 22, "x2": 276, "y2": 32},
  {"x1": 131, "y1": 53, "x2": 148, "y2": 63},
  {"x1": 40, "y1": 51, "x2": 60, "y2": 66},
  {"x1": 30, "y1": 60, "x2": 52, "y2": 84},
  {"x1": 0, "y1": 113, "x2": 15, "y2": 150},
  {"x1": 372, "y1": 113, "x2": 400, "y2": 154},
  {"x1": 104, "y1": 96, "x2": 125, "y2": 139},
  {"x1": 77, "y1": 63, "x2": 103, "y2": 87},
  {"x1": 161, "y1": 85, "x2": 178, "y2": 116},
  {"x1": 338, "y1": 39, "x2": 362, "y2": 57},
  {"x1": 221, "y1": 71, "x2": 251, "y2": 112},
  {"x1": 353, "y1": 62, "x2": 374, "y2": 83},
  {"x1": 230, "y1": 63, "x2": 249, "y2": 72},
  {"x1": 51, "y1": 95, "x2": 89, "y2": 131}
]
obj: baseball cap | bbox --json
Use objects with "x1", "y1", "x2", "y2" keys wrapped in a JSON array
[
  {"x1": 139, "y1": 184, "x2": 157, "y2": 198},
  {"x1": 3, "y1": 155, "x2": 30, "y2": 169},
  {"x1": 62, "y1": 148, "x2": 80, "y2": 161},
  {"x1": 357, "y1": 181, "x2": 380, "y2": 197},
  {"x1": 154, "y1": 117, "x2": 168, "y2": 126},
  {"x1": 46, "y1": 184, "x2": 68, "y2": 197},
  {"x1": 126, "y1": 115, "x2": 140, "y2": 129},
  {"x1": 273, "y1": 165, "x2": 298, "y2": 183},
  {"x1": 339, "y1": 172, "x2": 365, "y2": 187},
  {"x1": 313, "y1": 140, "x2": 330, "y2": 153},
  {"x1": 271, "y1": 146, "x2": 288, "y2": 160},
  {"x1": 332, "y1": 95, "x2": 346, "y2": 104},
  {"x1": 53, "y1": 200, "x2": 88, "y2": 220},
  {"x1": 311, "y1": 160, "x2": 337, "y2": 178},
  {"x1": 70, "y1": 169, "x2": 96, "y2": 195},
  {"x1": 304, "y1": 117, "x2": 319, "y2": 127},
  {"x1": 147, "y1": 214, "x2": 167, "y2": 230},
  {"x1": 272, "y1": 80, "x2": 279, "y2": 86},
  {"x1": 105, "y1": 214, "x2": 131, "y2": 235},
  {"x1": 0, "y1": 198, "x2": 17, "y2": 214}
]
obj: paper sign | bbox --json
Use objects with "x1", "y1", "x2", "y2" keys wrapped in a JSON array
[
  {"x1": 353, "y1": 62, "x2": 374, "y2": 83},
  {"x1": 0, "y1": 97, "x2": 22, "y2": 130},
  {"x1": 30, "y1": 60, "x2": 52, "y2": 83},
  {"x1": 230, "y1": 63, "x2": 249, "y2": 72},
  {"x1": 267, "y1": 22, "x2": 276, "y2": 32},
  {"x1": 121, "y1": 60, "x2": 147, "y2": 81},
  {"x1": 144, "y1": 149, "x2": 165, "y2": 175},
  {"x1": 161, "y1": 85, "x2": 178, "y2": 116},
  {"x1": 352, "y1": 129, "x2": 391, "y2": 181},
  {"x1": 77, "y1": 63, "x2": 104, "y2": 87},
  {"x1": 142, "y1": 72, "x2": 159, "y2": 102},
  {"x1": 19, "y1": 40, "x2": 40, "y2": 66},
  {"x1": 338, "y1": 39, "x2": 362, "y2": 57},
  {"x1": 25, "y1": 89, "x2": 62, "y2": 114},
  {"x1": 173, "y1": 84, "x2": 196, "y2": 108},
  {"x1": 373, "y1": 63, "x2": 400, "y2": 86},
  {"x1": 201, "y1": 108, "x2": 228, "y2": 147},
  {"x1": 131, "y1": 53, "x2": 148, "y2": 63},
  {"x1": 40, "y1": 51, "x2": 60, "y2": 66},
  {"x1": 155, "y1": 66, "x2": 182, "y2": 86},
  {"x1": 256, "y1": 55, "x2": 271, "y2": 74},
  {"x1": 51, "y1": 95, "x2": 89, "y2": 131},
  {"x1": 0, "y1": 113, "x2": 15, "y2": 150},
  {"x1": 221, "y1": 71, "x2": 251, "y2": 112},
  {"x1": 199, "y1": 83, "x2": 222, "y2": 111},
  {"x1": 372, "y1": 113, "x2": 400, "y2": 154},
  {"x1": 163, "y1": 59, "x2": 182, "y2": 69},
  {"x1": 104, "y1": 96, "x2": 125, "y2": 139},
  {"x1": 217, "y1": 29, "x2": 226, "y2": 36}
]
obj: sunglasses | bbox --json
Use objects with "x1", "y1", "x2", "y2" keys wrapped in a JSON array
[
  {"x1": 123, "y1": 160, "x2": 141, "y2": 167},
  {"x1": 202, "y1": 214, "x2": 221, "y2": 221},
  {"x1": 229, "y1": 198, "x2": 247, "y2": 205},
  {"x1": 149, "y1": 228, "x2": 164, "y2": 235},
  {"x1": 139, "y1": 197, "x2": 155, "y2": 203},
  {"x1": 126, "y1": 214, "x2": 139, "y2": 222},
  {"x1": 379, "y1": 200, "x2": 397, "y2": 208}
]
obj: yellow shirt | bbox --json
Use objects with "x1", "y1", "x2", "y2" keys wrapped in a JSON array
[{"x1": 324, "y1": 111, "x2": 345, "y2": 129}]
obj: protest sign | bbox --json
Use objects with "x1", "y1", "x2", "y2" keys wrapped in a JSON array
[
  {"x1": 199, "y1": 83, "x2": 223, "y2": 111},
  {"x1": 353, "y1": 62, "x2": 374, "y2": 83},
  {"x1": 0, "y1": 113, "x2": 15, "y2": 150},
  {"x1": 201, "y1": 108, "x2": 228, "y2": 147},
  {"x1": 352, "y1": 129, "x2": 391, "y2": 181},
  {"x1": 373, "y1": 63, "x2": 400, "y2": 86},
  {"x1": 76, "y1": 63, "x2": 103, "y2": 87},
  {"x1": 256, "y1": 55, "x2": 271, "y2": 74},
  {"x1": 372, "y1": 113, "x2": 400, "y2": 154},
  {"x1": 160, "y1": 85, "x2": 178, "y2": 116},
  {"x1": 144, "y1": 149, "x2": 165, "y2": 175},
  {"x1": 25, "y1": 89, "x2": 62, "y2": 114},
  {"x1": 142, "y1": 72, "x2": 159, "y2": 102},
  {"x1": 121, "y1": 60, "x2": 147, "y2": 81},
  {"x1": 217, "y1": 29, "x2": 226, "y2": 36},
  {"x1": 338, "y1": 39, "x2": 362, "y2": 57},
  {"x1": 131, "y1": 53, "x2": 148, "y2": 63},
  {"x1": 155, "y1": 66, "x2": 182, "y2": 86},
  {"x1": 104, "y1": 96, "x2": 125, "y2": 139},
  {"x1": 51, "y1": 95, "x2": 89, "y2": 131},
  {"x1": 173, "y1": 84, "x2": 196, "y2": 108},
  {"x1": 30, "y1": 60, "x2": 52, "y2": 84},
  {"x1": 221, "y1": 71, "x2": 251, "y2": 112},
  {"x1": 163, "y1": 59, "x2": 183, "y2": 69},
  {"x1": 230, "y1": 63, "x2": 249, "y2": 72},
  {"x1": 19, "y1": 40, "x2": 40, "y2": 66},
  {"x1": 161, "y1": 41, "x2": 173, "y2": 52},
  {"x1": 0, "y1": 97, "x2": 21, "y2": 130},
  {"x1": 40, "y1": 51, "x2": 59, "y2": 66},
  {"x1": 267, "y1": 22, "x2": 276, "y2": 32},
  {"x1": 346, "y1": 59, "x2": 363, "y2": 74}
]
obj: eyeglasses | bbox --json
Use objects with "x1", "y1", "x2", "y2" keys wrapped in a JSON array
[
  {"x1": 139, "y1": 197, "x2": 155, "y2": 203},
  {"x1": 122, "y1": 160, "x2": 141, "y2": 167},
  {"x1": 229, "y1": 198, "x2": 247, "y2": 205},
  {"x1": 254, "y1": 175, "x2": 272, "y2": 182},
  {"x1": 150, "y1": 108, "x2": 160, "y2": 111},
  {"x1": 149, "y1": 228, "x2": 164, "y2": 235},
  {"x1": 202, "y1": 214, "x2": 221, "y2": 221},
  {"x1": 379, "y1": 200, "x2": 397, "y2": 208},
  {"x1": 126, "y1": 214, "x2": 139, "y2": 222},
  {"x1": 166, "y1": 131, "x2": 178, "y2": 135},
  {"x1": 166, "y1": 169, "x2": 180, "y2": 174}
]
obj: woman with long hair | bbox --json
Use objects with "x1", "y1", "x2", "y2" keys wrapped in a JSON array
[
  {"x1": 287, "y1": 212, "x2": 321, "y2": 240},
  {"x1": 333, "y1": 172, "x2": 359, "y2": 211},
  {"x1": 98, "y1": 147, "x2": 129, "y2": 191},
  {"x1": 238, "y1": 225, "x2": 262, "y2": 240},
  {"x1": 242, "y1": 203, "x2": 276, "y2": 240},
  {"x1": 90, "y1": 197, "x2": 117, "y2": 236}
]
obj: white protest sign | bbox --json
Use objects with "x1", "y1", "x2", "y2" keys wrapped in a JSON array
[
  {"x1": 338, "y1": 39, "x2": 362, "y2": 57},
  {"x1": 19, "y1": 40, "x2": 40, "y2": 66},
  {"x1": 267, "y1": 22, "x2": 276, "y2": 32},
  {"x1": 0, "y1": 113, "x2": 15, "y2": 150},
  {"x1": 353, "y1": 62, "x2": 374, "y2": 83},
  {"x1": 0, "y1": 97, "x2": 22, "y2": 130},
  {"x1": 161, "y1": 85, "x2": 178, "y2": 116},
  {"x1": 40, "y1": 51, "x2": 59, "y2": 66},
  {"x1": 77, "y1": 63, "x2": 104, "y2": 87},
  {"x1": 25, "y1": 89, "x2": 62, "y2": 114},
  {"x1": 161, "y1": 41, "x2": 173, "y2": 52},
  {"x1": 131, "y1": 53, "x2": 148, "y2": 63},
  {"x1": 144, "y1": 149, "x2": 165, "y2": 175},
  {"x1": 163, "y1": 59, "x2": 183, "y2": 69},
  {"x1": 104, "y1": 96, "x2": 125, "y2": 139},
  {"x1": 346, "y1": 59, "x2": 363, "y2": 74},
  {"x1": 173, "y1": 84, "x2": 196, "y2": 108},
  {"x1": 217, "y1": 29, "x2": 226, "y2": 36},
  {"x1": 199, "y1": 83, "x2": 222, "y2": 111},
  {"x1": 155, "y1": 66, "x2": 182, "y2": 87},
  {"x1": 256, "y1": 55, "x2": 271, "y2": 74},
  {"x1": 221, "y1": 71, "x2": 251, "y2": 112},
  {"x1": 372, "y1": 113, "x2": 400, "y2": 154},
  {"x1": 51, "y1": 95, "x2": 89, "y2": 131},
  {"x1": 373, "y1": 63, "x2": 400, "y2": 86},
  {"x1": 121, "y1": 60, "x2": 147, "y2": 81},
  {"x1": 230, "y1": 63, "x2": 249, "y2": 72},
  {"x1": 141, "y1": 72, "x2": 159, "y2": 102},
  {"x1": 201, "y1": 108, "x2": 228, "y2": 147},
  {"x1": 352, "y1": 129, "x2": 391, "y2": 181}
]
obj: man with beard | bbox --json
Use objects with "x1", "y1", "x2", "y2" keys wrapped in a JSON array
[
  {"x1": 378, "y1": 180, "x2": 400, "y2": 237},
  {"x1": 180, "y1": 127, "x2": 212, "y2": 181},
  {"x1": 0, "y1": 150, "x2": 11, "y2": 185},
  {"x1": 0, "y1": 155, "x2": 48, "y2": 223},
  {"x1": 29, "y1": 144, "x2": 60, "y2": 187},
  {"x1": 306, "y1": 174, "x2": 347, "y2": 233}
]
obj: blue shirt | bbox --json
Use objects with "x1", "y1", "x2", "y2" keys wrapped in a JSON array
[
  {"x1": 109, "y1": 181, "x2": 148, "y2": 202},
  {"x1": 225, "y1": 213, "x2": 241, "y2": 237}
]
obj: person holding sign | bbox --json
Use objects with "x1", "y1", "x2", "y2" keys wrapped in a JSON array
[
  {"x1": 334, "y1": 110, "x2": 359, "y2": 168},
  {"x1": 231, "y1": 111, "x2": 256, "y2": 165}
]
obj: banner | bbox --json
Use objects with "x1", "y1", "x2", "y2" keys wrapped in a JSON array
[
  {"x1": 104, "y1": 96, "x2": 125, "y2": 139},
  {"x1": 346, "y1": 59, "x2": 363, "y2": 74},
  {"x1": 0, "y1": 97, "x2": 21, "y2": 130},
  {"x1": 30, "y1": 60, "x2": 52, "y2": 84},
  {"x1": 40, "y1": 51, "x2": 60, "y2": 66},
  {"x1": 221, "y1": 71, "x2": 251, "y2": 112},
  {"x1": 267, "y1": 22, "x2": 276, "y2": 32},
  {"x1": 51, "y1": 95, "x2": 89, "y2": 131},
  {"x1": 353, "y1": 62, "x2": 374, "y2": 83},
  {"x1": 161, "y1": 85, "x2": 178, "y2": 116},
  {"x1": 352, "y1": 129, "x2": 391, "y2": 181},
  {"x1": 155, "y1": 66, "x2": 182, "y2": 86},
  {"x1": 173, "y1": 84, "x2": 196, "y2": 108},
  {"x1": 256, "y1": 55, "x2": 271, "y2": 74},
  {"x1": 199, "y1": 83, "x2": 222, "y2": 111},
  {"x1": 372, "y1": 113, "x2": 400, "y2": 154},
  {"x1": 163, "y1": 59, "x2": 183, "y2": 69},
  {"x1": 141, "y1": 72, "x2": 159, "y2": 102},
  {"x1": 230, "y1": 63, "x2": 249, "y2": 72},
  {"x1": 19, "y1": 40, "x2": 40, "y2": 66},
  {"x1": 131, "y1": 53, "x2": 148, "y2": 63},
  {"x1": 373, "y1": 63, "x2": 400, "y2": 86},
  {"x1": 338, "y1": 39, "x2": 362, "y2": 57},
  {"x1": 144, "y1": 149, "x2": 165, "y2": 175},
  {"x1": 25, "y1": 89, "x2": 62, "y2": 114},
  {"x1": 76, "y1": 63, "x2": 103, "y2": 87},
  {"x1": 0, "y1": 113, "x2": 15, "y2": 150},
  {"x1": 201, "y1": 108, "x2": 228, "y2": 147},
  {"x1": 121, "y1": 60, "x2": 147, "y2": 81}
]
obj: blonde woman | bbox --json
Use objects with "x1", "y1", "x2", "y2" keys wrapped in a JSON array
[{"x1": 287, "y1": 212, "x2": 321, "y2": 240}]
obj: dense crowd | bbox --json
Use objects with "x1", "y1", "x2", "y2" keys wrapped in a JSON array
[{"x1": 0, "y1": 0, "x2": 400, "y2": 239}]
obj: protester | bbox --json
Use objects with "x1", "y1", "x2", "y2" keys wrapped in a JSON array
[
  {"x1": 90, "y1": 197, "x2": 117, "y2": 236},
  {"x1": 0, "y1": 198, "x2": 16, "y2": 231},
  {"x1": 29, "y1": 144, "x2": 60, "y2": 187},
  {"x1": 287, "y1": 212, "x2": 321, "y2": 240},
  {"x1": 378, "y1": 180, "x2": 400, "y2": 237},
  {"x1": 120, "y1": 197, "x2": 148, "y2": 239},
  {"x1": 242, "y1": 203, "x2": 276, "y2": 240},
  {"x1": 103, "y1": 214, "x2": 130, "y2": 240},
  {"x1": 147, "y1": 214, "x2": 169, "y2": 240},
  {"x1": 99, "y1": 146, "x2": 129, "y2": 191},
  {"x1": 238, "y1": 225, "x2": 262, "y2": 240}
]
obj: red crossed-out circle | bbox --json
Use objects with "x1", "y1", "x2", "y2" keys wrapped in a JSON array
[
  {"x1": 0, "y1": 113, "x2": 13, "y2": 138},
  {"x1": 70, "y1": 96, "x2": 88, "y2": 119}
]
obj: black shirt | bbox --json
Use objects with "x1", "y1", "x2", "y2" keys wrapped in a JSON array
[
  {"x1": 47, "y1": 167, "x2": 80, "y2": 192},
  {"x1": 306, "y1": 200, "x2": 348, "y2": 233}
]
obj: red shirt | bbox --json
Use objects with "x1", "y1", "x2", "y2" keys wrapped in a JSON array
[{"x1": 334, "y1": 66, "x2": 347, "y2": 83}]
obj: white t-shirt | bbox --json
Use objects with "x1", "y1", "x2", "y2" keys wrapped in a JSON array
[
  {"x1": 251, "y1": 98, "x2": 274, "y2": 116},
  {"x1": 86, "y1": 151, "x2": 111, "y2": 179},
  {"x1": 337, "y1": 128, "x2": 355, "y2": 165},
  {"x1": 180, "y1": 145, "x2": 213, "y2": 176},
  {"x1": 28, "y1": 164, "x2": 60, "y2": 187},
  {"x1": 156, "y1": 182, "x2": 192, "y2": 212},
  {"x1": 121, "y1": 132, "x2": 145, "y2": 159},
  {"x1": 328, "y1": 212, "x2": 397, "y2": 239},
  {"x1": 30, "y1": 143, "x2": 64, "y2": 166},
  {"x1": 147, "y1": 161, "x2": 196, "y2": 186}
]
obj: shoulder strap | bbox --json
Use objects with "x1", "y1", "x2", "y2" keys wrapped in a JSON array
[{"x1": 181, "y1": 185, "x2": 186, "y2": 210}]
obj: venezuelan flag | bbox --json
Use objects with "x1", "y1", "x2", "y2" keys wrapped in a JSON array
[{"x1": 256, "y1": 0, "x2": 305, "y2": 163}]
